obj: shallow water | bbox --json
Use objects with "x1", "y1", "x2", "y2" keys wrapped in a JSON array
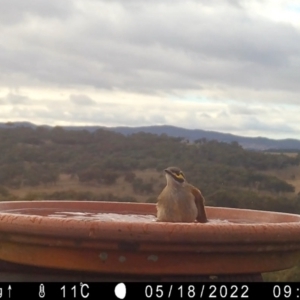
[
  {"x1": 2, "y1": 208, "x2": 259, "y2": 224},
  {"x1": 46, "y1": 211, "x2": 257, "y2": 224},
  {"x1": 47, "y1": 211, "x2": 157, "y2": 222}
]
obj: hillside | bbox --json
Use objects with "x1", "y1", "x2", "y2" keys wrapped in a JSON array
[{"x1": 0, "y1": 126, "x2": 299, "y2": 215}]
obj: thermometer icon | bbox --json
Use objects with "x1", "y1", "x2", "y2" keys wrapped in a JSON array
[{"x1": 39, "y1": 284, "x2": 45, "y2": 298}]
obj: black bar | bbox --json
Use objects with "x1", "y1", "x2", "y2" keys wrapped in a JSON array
[{"x1": 0, "y1": 282, "x2": 298, "y2": 299}]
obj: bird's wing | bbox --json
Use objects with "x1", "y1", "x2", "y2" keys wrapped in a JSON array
[
  {"x1": 190, "y1": 186, "x2": 208, "y2": 223},
  {"x1": 156, "y1": 186, "x2": 166, "y2": 203}
]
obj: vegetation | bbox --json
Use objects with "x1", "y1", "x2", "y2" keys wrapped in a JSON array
[{"x1": 0, "y1": 127, "x2": 299, "y2": 201}]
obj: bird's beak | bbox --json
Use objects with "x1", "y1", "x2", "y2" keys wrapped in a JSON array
[{"x1": 164, "y1": 169, "x2": 184, "y2": 182}]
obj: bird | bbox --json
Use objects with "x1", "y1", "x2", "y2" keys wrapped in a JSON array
[{"x1": 156, "y1": 166, "x2": 208, "y2": 223}]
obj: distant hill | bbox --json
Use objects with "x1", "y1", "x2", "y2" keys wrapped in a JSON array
[
  {"x1": 1, "y1": 122, "x2": 300, "y2": 151},
  {"x1": 106, "y1": 125, "x2": 300, "y2": 151}
]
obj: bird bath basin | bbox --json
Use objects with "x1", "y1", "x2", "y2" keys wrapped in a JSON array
[{"x1": 0, "y1": 200, "x2": 300, "y2": 281}]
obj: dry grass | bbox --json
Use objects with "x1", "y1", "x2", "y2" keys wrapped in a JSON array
[
  {"x1": 265, "y1": 152, "x2": 299, "y2": 158},
  {"x1": 262, "y1": 164, "x2": 300, "y2": 194},
  {"x1": 8, "y1": 170, "x2": 164, "y2": 202},
  {"x1": 260, "y1": 152, "x2": 300, "y2": 193},
  {"x1": 6, "y1": 160, "x2": 300, "y2": 201}
]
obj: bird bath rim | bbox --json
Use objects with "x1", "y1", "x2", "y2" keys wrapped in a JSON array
[
  {"x1": 0, "y1": 200, "x2": 299, "y2": 245},
  {"x1": 0, "y1": 200, "x2": 300, "y2": 275}
]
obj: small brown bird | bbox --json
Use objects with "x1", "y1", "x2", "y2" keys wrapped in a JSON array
[{"x1": 156, "y1": 167, "x2": 208, "y2": 223}]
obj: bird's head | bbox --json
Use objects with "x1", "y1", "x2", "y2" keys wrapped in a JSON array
[{"x1": 164, "y1": 166, "x2": 186, "y2": 186}]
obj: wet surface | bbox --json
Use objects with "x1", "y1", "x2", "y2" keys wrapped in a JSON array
[
  {"x1": 0, "y1": 208, "x2": 261, "y2": 224},
  {"x1": 48, "y1": 211, "x2": 157, "y2": 222},
  {"x1": 0, "y1": 208, "x2": 155, "y2": 222}
]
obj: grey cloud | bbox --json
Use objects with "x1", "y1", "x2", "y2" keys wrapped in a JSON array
[
  {"x1": 1, "y1": 0, "x2": 300, "y2": 140},
  {"x1": 0, "y1": 93, "x2": 29, "y2": 105},
  {"x1": 9, "y1": 105, "x2": 156, "y2": 127},
  {"x1": 70, "y1": 94, "x2": 96, "y2": 106},
  {"x1": 242, "y1": 117, "x2": 296, "y2": 133},
  {"x1": 0, "y1": 0, "x2": 299, "y2": 95},
  {"x1": 0, "y1": 0, "x2": 75, "y2": 24},
  {"x1": 1, "y1": 91, "x2": 299, "y2": 139},
  {"x1": 229, "y1": 105, "x2": 268, "y2": 115},
  {"x1": 6, "y1": 93, "x2": 29, "y2": 104}
]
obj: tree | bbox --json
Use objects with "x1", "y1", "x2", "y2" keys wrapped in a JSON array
[{"x1": 124, "y1": 171, "x2": 136, "y2": 182}]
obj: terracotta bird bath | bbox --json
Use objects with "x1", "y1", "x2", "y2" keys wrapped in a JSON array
[{"x1": 0, "y1": 200, "x2": 300, "y2": 281}]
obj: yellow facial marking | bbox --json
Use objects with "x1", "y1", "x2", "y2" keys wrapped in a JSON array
[{"x1": 175, "y1": 173, "x2": 184, "y2": 180}]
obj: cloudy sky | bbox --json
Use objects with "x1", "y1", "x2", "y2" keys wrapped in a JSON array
[{"x1": 0, "y1": 0, "x2": 300, "y2": 139}]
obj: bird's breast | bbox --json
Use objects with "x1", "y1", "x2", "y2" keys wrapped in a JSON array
[{"x1": 157, "y1": 188, "x2": 198, "y2": 222}]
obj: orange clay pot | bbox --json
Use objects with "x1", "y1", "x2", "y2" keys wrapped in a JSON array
[{"x1": 0, "y1": 200, "x2": 299, "y2": 276}]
